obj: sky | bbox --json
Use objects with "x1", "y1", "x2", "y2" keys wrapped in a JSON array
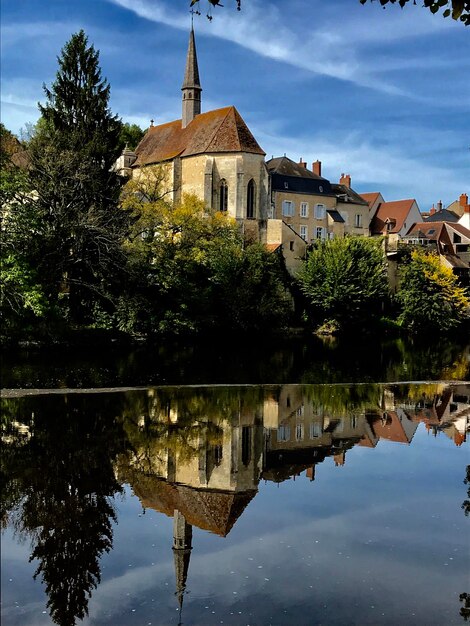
[{"x1": 1, "y1": 0, "x2": 469, "y2": 210}]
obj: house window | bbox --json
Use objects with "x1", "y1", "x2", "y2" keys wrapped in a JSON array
[
  {"x1": 247, "y1": 179, "x2": 255, "y2": 219},
  {"x1": 316, "y1": 227, "x2": 325, "y2": 239},
  {"x1": 284, "y1": 181, "x2": 289, "y2": 189},
  {"x1": 354, "y1": 214, "x2": 363, "y2": 228},
  {"x1": 277, "y1": 425, "x2": 291, "y2": 442},
  {"x1": 219, "y1": 179, "x2": 228, "y2": 212},
  {"x1": 300, "y1": 202, "x2": 308, "y2": 218},
  {"x1": 300, "y1": 225, "x2": 308, "y2": 241},
  {"x1": 296, "y1": 423, "x2": 304, "y2": 441},
  {"x1": 314, "y1": 203, "x2": 326, "y2": 219},
  {"x1": 242, "y1": 426, "x2": 252, "y2": 466},
  {"x1": 310, "y1": 423, "x2": 322, "y2": 438},
  {"x1": 328, "y1": 232, "x2": 335, "y2": 240},
  {"x1": 289, "y1": 241, "x2": 294, "y2": 251},
  {"x1": 282, "y1": 200, "x2": 294, "y2": 216}
]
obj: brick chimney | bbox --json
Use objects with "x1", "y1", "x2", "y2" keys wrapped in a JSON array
[
  {"x1": 312, "y1": 160, "x2": 322, "y2": 176},
  {"x1": 429, "y1": 205, "x2": 436, "y2": 216},
  {"x1": 340, "y1": 173, "x2": 351, "y2": 188},
  {"x1": 298, "y1": 157, "x2": 307, "y2": 169},
  {"x1": 460, "y1": 193, "x2": 469, "y2": 212}
]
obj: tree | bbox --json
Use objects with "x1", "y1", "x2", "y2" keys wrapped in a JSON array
[
  {"x1": 23, "y1": 30, "x2": 129, "y2": 326},
  {"x1": 1, "y1": 393, "x2": 129, "y2": 626},
  {"x1": 190, "y1": 0, "x2": 470, "y2": 24},
  {"x1": 118, "y1": 169, "x2": 291, "y2": 336},
  {"x1": 297, "y1": 237, "x2": 389, "y2": 332},
  {"x1": 396, "y1": 249, "x2": 470, "y2": 333},
  {"x1": 117, "y1": 122, "x2": 145, "y2": 151}
]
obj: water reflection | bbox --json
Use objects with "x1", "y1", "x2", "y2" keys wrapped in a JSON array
[{"x1": 1, "y1": 383, "x2": 469, "y2": 625}]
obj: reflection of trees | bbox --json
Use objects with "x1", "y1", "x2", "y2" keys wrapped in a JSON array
[
  {"x1": 302, "y1": 383, "x2": 382, "y2": 415},
  {"x1": 1, "y1": 394, "x2": 129, "y2": 626},
  {"x1": 463, "y1": 465, "x2": 470, "y2": 517}
]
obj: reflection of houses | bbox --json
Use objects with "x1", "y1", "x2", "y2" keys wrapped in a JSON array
[{"x1": 115, "y1": 383, "x2": 469, "y2": 616}]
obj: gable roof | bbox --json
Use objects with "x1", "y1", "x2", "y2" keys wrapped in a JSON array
[
  {"x1": 267, "y1": 156, "x2": 332, "y2": 195},
  {"x1": 405, "y1": 222, "x2": 445, "y2": 240},
  {"x1": 361, "y1": 192, "x2": 382, "y2": 208},
  {"x1": 331, "y1": 183, "x2": 369, "y2": 206},
  {"x1": 267, "y1": 156, "x2": 327, "y2": 180},
  {"x1": 370, "y1": 199, "x2": 417, "y2": 235},
  {"x1": 424, "y1": 209, "x2": 460, "y2": 223},
  {"x1": 134, "y1": 106, "x2": 265, "y2": 167}
]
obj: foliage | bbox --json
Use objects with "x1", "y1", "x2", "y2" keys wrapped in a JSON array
[
  {"x1": 297, "y1": 237, "x2": 389, "y2": 331},
  {"x1": 1, "y1": 394, "x2": 129, "y2": 626},
  {"x1": 117, "y1": 176, "x2": 291, "y2": 336},
  {"x1": 396, "y1": 249, "x2": 470, "y2": 334},
  {"x1": 117, "y1": 122, "x2": 145, "y2": 151},
  {"x1": 20, "y1": 31, "x2": 129, "y2": 327},
  {"x1": 190, "y1": 0, "x2": 469, "y2": 24},
  {"x1": 360, "y1": 0, "x2": 470, "y2": 25}
]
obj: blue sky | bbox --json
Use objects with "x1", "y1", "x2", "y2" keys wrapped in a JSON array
[{"x1": 1, "y1": 0, "x2": 469, "y2": 209}]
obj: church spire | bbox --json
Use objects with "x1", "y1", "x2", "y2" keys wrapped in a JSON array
[
  {"x1": 172, "y1": 510, "x2": 193, "y2": 620},
  {"x1": 181, "y1": 26, "x2": 202, "y2": 128}
]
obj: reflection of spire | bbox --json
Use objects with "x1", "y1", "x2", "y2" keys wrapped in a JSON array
[{"x1": 173, "y1": 509, "x2": 193, "y2": 622}]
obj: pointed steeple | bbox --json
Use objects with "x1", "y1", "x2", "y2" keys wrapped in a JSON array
[
  {"x1": 172, "y1": 510, "x2": 193, "y2": 618},
  {"x1": 181, "y1": 26, "x2": 202, "y2": 128}
]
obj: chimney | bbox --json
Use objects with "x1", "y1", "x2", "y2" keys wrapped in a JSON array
[
  {"x1": 460, "y1": 193, "x2": 469, "y2": 211},
  {"x1": 340, "y1": 173, "x2": 351, "y2": 188},
  {"x1": 437, "y1": 200, "x2": 443, "y2": 212},
  {"x1": 429, "y1": 205, "x2": 436, "y2": 216},
  {"x1": 312, "y1": 160, "x2": 322, "y2": 176},
  {"x1": 298, "y1": 157, "x2": 307, "y2": 169}
]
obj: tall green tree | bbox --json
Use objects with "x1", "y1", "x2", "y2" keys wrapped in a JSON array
[
  {"x1": 297, "y1": 237, "x2": 389, "y2": 332},
  {"x1": 23, "y1": 30, "x2": 129, "y2": 325}
]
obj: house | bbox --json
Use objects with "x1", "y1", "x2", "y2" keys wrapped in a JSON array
[
  {"x1": 331, "y1": 174, "x2": 370, "y2": 237},
  {"x1": 267, "y1": 158, "x2": 370, "y2": 242},
  {"x1": 368, "y1": 198, "x2": 422, "y2": 238},
  {"x1": 402, "y1": 221, "x2": 470, "y2": 279},
  {"x1": 267, "y1": 156, "x2": 339, "y2": 242}
]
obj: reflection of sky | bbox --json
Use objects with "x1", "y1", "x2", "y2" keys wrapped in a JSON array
[{"x1": 2, "y1": 423, "x2": 468, "y2": 626}]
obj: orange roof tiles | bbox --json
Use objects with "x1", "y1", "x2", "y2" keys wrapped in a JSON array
[
  {"x1": 370, "y1": 199, "x2": 417, "y2": 235},
  {"x1": 134, "y1": 106, "x2": 265, "y2": 167},
  {"x1": 361, "y1": 192, "x2": 381, "y2": 208}
]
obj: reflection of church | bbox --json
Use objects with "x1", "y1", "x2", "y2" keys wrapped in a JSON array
[{"x1": 115, "y1": 383, "x2": 469, "y2": 614}]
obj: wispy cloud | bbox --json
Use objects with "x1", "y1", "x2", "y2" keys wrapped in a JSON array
[{"x1": 107, "y1": 0, "x2": 433, "y2": 96}]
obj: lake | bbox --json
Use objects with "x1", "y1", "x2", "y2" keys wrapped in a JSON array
[{"x1": 1, "y1": 339, "x2": 469, "y2": 626}]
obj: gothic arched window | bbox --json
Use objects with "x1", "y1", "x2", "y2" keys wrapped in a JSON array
[
  {"x1": 247, "y1": 179, "x2": 255, "y2": 219},
  {"x1": 219, "y1": 179, "x2": 228, "y2": 212}
]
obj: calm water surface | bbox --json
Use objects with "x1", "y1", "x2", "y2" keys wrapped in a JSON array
[
  {"x1": 2, "y1": 378, "x2": 469, "y2": 626},
  {"x1": 1, "y1": 337, "x2": 470, "y2": 626}
]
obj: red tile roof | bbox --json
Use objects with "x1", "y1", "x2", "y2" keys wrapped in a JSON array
[
  {"x1": 134, "y1": 106, "x2": 265, "y2": 167},
  {"x1": 370, "y1": 199, "x2": 417, "y2": 234},
  {"x1": 361, "y1": 192, "x2": 381, "y2": 208}
]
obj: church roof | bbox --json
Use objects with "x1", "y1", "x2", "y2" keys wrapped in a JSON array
[
  {"x1": 128, "y1": 472, "x2": 257, "y2": 537},
  {"x1": 134, "y1": 106, "x2": 265, "y2": 167}
]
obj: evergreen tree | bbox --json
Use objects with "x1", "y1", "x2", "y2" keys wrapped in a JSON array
[{"x1": 24, "y1": 31, "x2": 129, "y2": 325}]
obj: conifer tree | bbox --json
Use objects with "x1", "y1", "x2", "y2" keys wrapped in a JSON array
[{"x1": 26, "y1": 30, "x2": 129, "y2": 325}]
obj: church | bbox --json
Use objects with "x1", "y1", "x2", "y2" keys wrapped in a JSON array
[
  {"x1": 117, "y1": 26, "x2": 374, "y2": 274},
  {"x1": 126, "y1": 27, "x2": 270, "y2": 223}
]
